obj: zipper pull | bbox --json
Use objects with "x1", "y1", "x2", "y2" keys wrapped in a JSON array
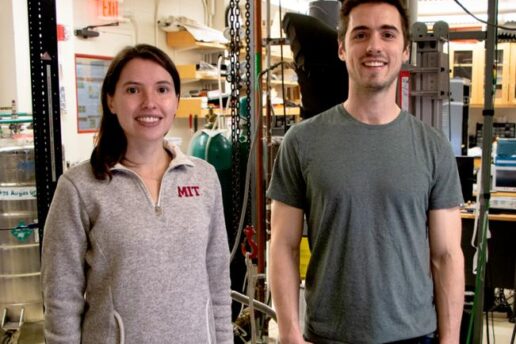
[{"x1": 155, "y1": 205, "x2": 162, "y2": 215}]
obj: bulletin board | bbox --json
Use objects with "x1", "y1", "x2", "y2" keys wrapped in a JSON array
[{"x1": 75, "y1": 54, "x2": 112, "y2": 133}]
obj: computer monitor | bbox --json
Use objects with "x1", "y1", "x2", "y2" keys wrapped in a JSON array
[
  {"x1": 456, "y1": 156, "x2": 475, "y2": 203},
  {"x1": 492, "y1": 165, "x2": 516, "y2": 192}
]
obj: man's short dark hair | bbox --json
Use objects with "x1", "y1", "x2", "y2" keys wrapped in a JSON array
[{"x1": 337, "y1": 0, "x2": 410, "y2": 49}]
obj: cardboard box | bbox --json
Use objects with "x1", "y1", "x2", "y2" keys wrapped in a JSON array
[{"x1": 176, "y1": 97, "x2": 202, "y2": 118}]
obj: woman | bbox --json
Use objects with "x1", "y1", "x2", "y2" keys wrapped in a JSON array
[{"x1": 41, "y1": 44, "x2": 233, "y2": 344}]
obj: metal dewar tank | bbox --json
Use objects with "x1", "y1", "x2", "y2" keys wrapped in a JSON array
[{"x1": 0, "y1": 144, "x2": 43, "y2": 328}]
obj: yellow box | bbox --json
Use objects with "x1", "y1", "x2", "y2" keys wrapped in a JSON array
[
  {"x1": 166, "y1": 30, "x2": 226, "y2": 51},
  {"x1": 177, "y1": 64, "x2": 197, "y2": 80},
  {"x1": 299, "y1": 237, "x2": 311, "y2": 280},
  {"x1": 167, "y1": 31, "x2": 197, "y2": 48},
  {"x1": 176, "y1": 97, "x2": 202, "y2": 118}
]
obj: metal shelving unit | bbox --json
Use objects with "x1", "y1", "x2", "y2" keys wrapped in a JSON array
[{"x1": 27, "y1": 0, "x2": 63, "y2": 238}]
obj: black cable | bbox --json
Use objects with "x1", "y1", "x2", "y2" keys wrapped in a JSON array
[
  {"x1": 446, "y1": 39, "x2": 452, "y2": 142},
  {"x1": 491, "y1": 309, "x2": 496, "y2": 344},
  {"x1": 485, "y1": 258, "x2": 493, "y2": 344},
  {"x1": 1, "y1": 331, "x2": 14, "y2": 344},
  {"x1": 0, "y1": 222, "x2": 39, "y2": 231},
  {"x1": 84, "y1": 21, "x2": 119, "y2": 30},
  {"x1": 485, "y1": 309, "x2": 490, "y2": 344},
  {"x1": 510, "y1": 320, "x2": 515, "y2": 344},
  {"x1": 453, "y1": 0, "x2": 516, "y2": 31},
  {"x1": 258, "y1": 61, "x2": 292, "y2": 79},
  {"x1": 278, "y1": 0, "x2": 287, "y2": 134}
]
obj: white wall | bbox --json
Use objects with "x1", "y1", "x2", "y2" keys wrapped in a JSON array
[
  {"x1": 0, "y1": 0, "x2": 15, "y2": 109},
  {"x1": 0, "y1": 0, "x2": 31, "y2": 113},
  {"x1": 12, "y1": 1, "x2": 31, "y2": 113}
]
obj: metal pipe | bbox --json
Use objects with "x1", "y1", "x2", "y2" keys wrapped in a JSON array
[
  {"x1": 472, "y1": 0, "x2": 497, "y2": 342},
  {"x1": 231, "y1": 290, "x2": 277, "y2": 320},
  {"x1": 250, "y1": 0, "x2": 267, "y2": 341},
  {"x1": 264, "y1": 0, "x2": 274, "y2": 255},
  {"x1": 252, "y1": 0, "x2": 266, "y2": 278}
]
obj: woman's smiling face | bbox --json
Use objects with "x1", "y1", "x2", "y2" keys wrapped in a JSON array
[{"x1": 107, "y1": 58, "x2": 179, "y2": 146}]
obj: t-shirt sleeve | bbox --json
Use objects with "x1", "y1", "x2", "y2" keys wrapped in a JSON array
[
  {"x1": 266, "y1": 126, "x2": 306, "y2": 210},
  {"x1": 429, "y1": 138, "x2": 464, "y2": 209}
]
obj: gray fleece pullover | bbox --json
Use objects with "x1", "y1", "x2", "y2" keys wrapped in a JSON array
[{"x1": 41, "y1": 143, "x2": 233, "y2": 344}]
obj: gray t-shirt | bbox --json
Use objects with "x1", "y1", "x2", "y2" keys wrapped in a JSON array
[{"x1": 267, "y1": 104, "x2": 463, "y2": 343}]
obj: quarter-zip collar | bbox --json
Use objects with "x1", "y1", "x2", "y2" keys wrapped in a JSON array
[
  {"x1": 110, "y1": 140, "x2": 194, "y2": 215},
  {"x1": 110, "y1": 140, "x2": 194, "y2": 172}
]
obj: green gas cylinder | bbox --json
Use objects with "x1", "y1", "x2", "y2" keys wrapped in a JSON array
[
  {"x1": 187, "y1": 109, "x2": 232, "y2": 244},
  {"x1": 205, "y1": 132, "x2": 232, "y2": 171},
  {"x1": 188, "y1": 129, "x2": 210, "y2": 159},
  {"x1": 188, "y1": 108, "x2": 232, "y2": 165}
]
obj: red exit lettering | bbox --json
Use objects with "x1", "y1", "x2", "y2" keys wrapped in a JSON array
[{"x1": 100, "y1": 0, "x2": 118, "y2": 18}]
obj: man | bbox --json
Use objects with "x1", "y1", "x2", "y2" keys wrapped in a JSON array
[{"x1": 267, "y1": 1, "x2": 465, "y2": 343}]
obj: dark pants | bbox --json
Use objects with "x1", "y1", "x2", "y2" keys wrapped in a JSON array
[{"x1": 386, "y1": 333, "x2": 436, "y2": 344}]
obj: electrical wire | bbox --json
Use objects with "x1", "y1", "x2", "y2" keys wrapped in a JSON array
[
  {"x1": 228, "y1": 61, "x2": 290, "y2": 342},
  {"x1": 490, "y1": 309, "x2": 495, "y2": 344},
  {"x1": 453, "y1": 0, "x2": 516, "y2": 31},
  {"x1": 229, "y1": 108, "x2": 258, "y2": 262},
  {"x1": 125, "y1": 15, "x2": 139, "y2": 44},
  {"x1": 485, "y1": 308, "x2": 491, "y2": 344},
  {"x1": 466, "y1": 197, "x2": 490, "y2": 344},
  {"x1": 216, "y1": 54, "x2": 227, "y2": 130},
  {"x1": 277, "y1": 0, "x2": 288, "y2": 133},
  {"x1": 154, "y1": 0, "x2": 161, "y2": 46},
  {"x1": 231, "y1": 291, "x2": 277, "y2": 320},
  {"x1": 229, "y1": 60, "x2": 293, "y2": 262},
  {"x1": 445, "y1": 40, "x2": 452, "y2": 142}
]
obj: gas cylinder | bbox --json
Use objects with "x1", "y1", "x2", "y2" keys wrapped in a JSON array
[{"x1": 187, "y1": 108, "x2": 232, "y2": 166}]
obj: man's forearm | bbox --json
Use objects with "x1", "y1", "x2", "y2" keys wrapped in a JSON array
[
  {"x1": 432, "y1": 250, "x2": 465, "y2": 343},
  {"x1": 270, "y1": 244, "x2": 305, "y2": 343}
]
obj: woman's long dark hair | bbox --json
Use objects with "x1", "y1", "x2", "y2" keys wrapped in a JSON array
[{"x1": 90, "y1": 44, "x2": 181, "y2": 180}]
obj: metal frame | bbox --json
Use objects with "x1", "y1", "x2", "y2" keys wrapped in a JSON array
[
  {"x1": 27, "y1": 0, "x2": 63, "y2": 241},
  {"x1": 410, "y1": 21, "x2": 450, "y2": 130},
  {"x1": 471, "y1": 1, "x2": 497, "y2": 343},
  {"x1": 411, "y1": 2, "x2": 499, "y2": 340}
]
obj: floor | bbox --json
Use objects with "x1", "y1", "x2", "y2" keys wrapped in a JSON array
[
  {"x1": 0, "y1": 322, "x2": 44, "y2": 344},
  {"x1": 3, "y1": 303, "x2": 514, "y2": 343},
  {"x1": 482, "y1": 312, "x2": 515, "y2": 343},
  {"x1": 2, "y1": 313, "x2": 513, "y2": 343}
]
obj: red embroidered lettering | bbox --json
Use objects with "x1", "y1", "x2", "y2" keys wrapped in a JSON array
[
  {"x1": 191, "y1": 186, "x2": 200, "y2": 196},
  {"x1": 178, "y1": 185, "x2": 201, "y2": 197},
  {"x1": 178, "y1": 186, "x2": 189, "y2": 197}
]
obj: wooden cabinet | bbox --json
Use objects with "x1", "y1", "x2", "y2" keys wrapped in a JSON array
[
  {"x1": 474, "y1": 42, "x2": 511, "y2": 106},
  {"x1": 449, "y1": 42, "x2": 516, "y2": 107},
  {"x1": 449, "y1": 43, "x2": 480, "y2": 103},
  {"x1": 510, "y1": 43, "x2": 516, "y2": 104}
]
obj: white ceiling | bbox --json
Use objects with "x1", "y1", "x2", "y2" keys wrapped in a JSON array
[
  {"x1": 416, "y1": 0, "x2": 516, "y2": 25},
  {"x1": 268, "y1": 0, "x2": 516, "y2": 25},
  {"x1": 417, "y1": 0, "x2": 516, "y2": 15}
]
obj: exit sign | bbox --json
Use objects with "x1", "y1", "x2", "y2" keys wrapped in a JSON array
[{"x1": 99, "y1": 0, "x2": 119, "y2": 19}]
